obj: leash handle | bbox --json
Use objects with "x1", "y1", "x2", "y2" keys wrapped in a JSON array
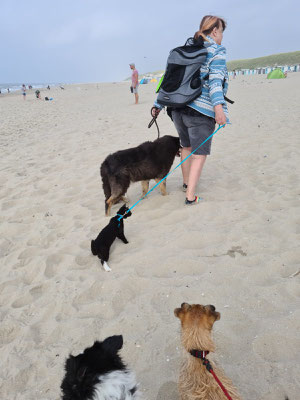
[{"x1": 148, "y1": 107, "x2": 160, "y2": 138}]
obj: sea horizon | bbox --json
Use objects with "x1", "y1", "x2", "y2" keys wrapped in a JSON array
[{"x1": 0, "y1": 82, "x2": 61, "y2": 93}]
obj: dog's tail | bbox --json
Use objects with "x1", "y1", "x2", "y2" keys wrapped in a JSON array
[
  {"x1": 100, "y1": 163, "x2": 111, "y2": 213},
  {"x1": 91, "y1": 240, "x2": 97, "y2": 256}
]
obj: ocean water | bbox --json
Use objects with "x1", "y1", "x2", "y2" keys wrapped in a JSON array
[{"x1": 0, "y1": 83, "x2": 59, "y2": 94}]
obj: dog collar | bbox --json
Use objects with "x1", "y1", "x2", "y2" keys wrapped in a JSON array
[
  {"x1": 116, "y1": 214, "x2": 123, "y2": 227},
  {"x1": 190, "y1": 350, "x2": 212, "y2": 372},
  {"x1": 190, "y1": 350, "x2": 210, "y2": 359}
]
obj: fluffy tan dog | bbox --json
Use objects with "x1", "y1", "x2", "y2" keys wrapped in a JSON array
[{"x1": 174, "y1": 303, "x2": 242, "y2": 400}]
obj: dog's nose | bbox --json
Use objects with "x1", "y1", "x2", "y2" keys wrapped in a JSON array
[{"x1": 209, "y1": 305, "x2": 216, "y2": 312}]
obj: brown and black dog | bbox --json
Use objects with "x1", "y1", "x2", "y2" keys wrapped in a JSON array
[
  {"x1": 174, "y1": 303, "x2": 242, "y2": 400},
  {"x1": 100, "y1": 135, "x2": 180, "y2": 215}
]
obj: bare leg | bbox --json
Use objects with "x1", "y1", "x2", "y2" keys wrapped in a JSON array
[
  {"x1": 186, "y1": 154, "x2": 207, "y2": 201},
  {"x1": 155, "y1": 178, "x2": 167, "y2": 196},
  {"x1": 181, "y1": 147, "x2": 192, "y2": 185},
  {"x1": 135, "y1": 93, "x2": 139, "y2": 104}
]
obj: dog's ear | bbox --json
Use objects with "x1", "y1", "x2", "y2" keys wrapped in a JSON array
[
  {"x1": 118, "y1": 204, "x2": 127, "y2": 215},
  {"x1": 174, "y1": 303, "x2": 191, "y2": 320},
  {"x1": 65, "y1": 354, "x2": 76, "y2": 372},
  {"x1": 102, "y1": 335, "x2": 123, "y2": 354},
  {"x1": 65, "y1": 354, "x2": 86, "y2": 378}
]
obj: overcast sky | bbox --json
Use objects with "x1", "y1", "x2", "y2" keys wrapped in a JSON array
[{"x1": 1, "y1": 0, "x2": 299, "y2": 83}]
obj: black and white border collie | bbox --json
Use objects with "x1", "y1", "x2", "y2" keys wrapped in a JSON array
[{"x1": 61, "y1": 335, "x2": 140, "y2": 400}]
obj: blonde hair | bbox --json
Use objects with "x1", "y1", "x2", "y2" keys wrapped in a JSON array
[{"x1": 194, "y1": 15, "x2": 226, "y2": 41}]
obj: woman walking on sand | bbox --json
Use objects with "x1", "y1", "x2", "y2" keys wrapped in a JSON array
[{"x1": 152, "y1": 15, "x2": 229, "y2": 205}]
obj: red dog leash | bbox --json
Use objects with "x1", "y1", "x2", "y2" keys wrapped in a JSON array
[{"x1": 190, "y1": 350, "x2": 233, "y2": 400}]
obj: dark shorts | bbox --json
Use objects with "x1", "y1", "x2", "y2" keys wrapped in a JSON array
[{"x1": 172, "y1": 107, "x2": 215, "y2": 155}]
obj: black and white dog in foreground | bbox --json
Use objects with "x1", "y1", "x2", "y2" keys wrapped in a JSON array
[
  {"x1": 91, "y1": 204, "x2": 132, "y2": 271},
  {"x1": 61, "y1": 335, "x2": 140, "y2": 400}
]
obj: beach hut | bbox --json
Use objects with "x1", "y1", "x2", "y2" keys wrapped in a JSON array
[{"x1": 267, "y1": 68, "x2": 286, "y2": 79}]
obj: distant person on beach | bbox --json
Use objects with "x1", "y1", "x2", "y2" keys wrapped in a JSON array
[
  {"x1": 35, "y1": 89, "x2": 41, "y2": 99},
  {"x1": 129, "y1": 63, "x2": 139, "y2": 104},
  {"x1": 47, "y1": 85, "x2": 50, "y2": 90},
  {"x1": 7, "y1": 88, "x2": 10, "y2": 93},
  {"x1": 22, "y1": 84, "x2": 26, "y2": 100},
  {"x1": 233, "y1": 70, "x2": 236, "y2": 79},
  {"x1": 152, "y1": 15, "x2": 229, "y2": 205}
]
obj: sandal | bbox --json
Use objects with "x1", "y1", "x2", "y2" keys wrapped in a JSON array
[{"x1": 185, "y1": 195, "x2": 203, "y2": 205}]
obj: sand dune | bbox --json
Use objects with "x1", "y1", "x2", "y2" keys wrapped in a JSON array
[{"x1": 0, "y1": 74, "x2": 299, "y2": 399}]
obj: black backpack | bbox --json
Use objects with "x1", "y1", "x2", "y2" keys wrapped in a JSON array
[{"x1": 156, "y1": 37, "x2": 207, "y2": 108}]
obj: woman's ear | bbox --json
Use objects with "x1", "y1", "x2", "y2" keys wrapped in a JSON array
[{"x1": 211, "y1": 27, "x2": 217, "y2": 37}]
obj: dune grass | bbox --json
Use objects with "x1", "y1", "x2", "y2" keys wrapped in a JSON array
[{"x1": 227, "y1": 51, "x2": 300, "y2": 71}]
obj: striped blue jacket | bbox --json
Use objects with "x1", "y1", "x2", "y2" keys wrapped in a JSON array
[{"x1": 155, "y1": 36, "x2": 230, "y2": 122}]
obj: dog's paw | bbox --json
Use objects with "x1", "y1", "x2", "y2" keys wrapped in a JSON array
[{"x1": 103, "y1": 261, "x2": 111, "y2": 272}]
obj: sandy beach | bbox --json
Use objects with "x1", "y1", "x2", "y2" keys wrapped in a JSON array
[{"x1": 0, "y1": 74, "x2": 299, "y2": 399}]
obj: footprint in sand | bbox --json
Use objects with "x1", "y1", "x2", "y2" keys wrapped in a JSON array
[
  {"x1": 1, "y1": 200, "x2": 17, "y2": 210},
  {"x1": 111, "y1": 280, "x2": 139, "y2": 315},
  {"x1": 74, "y1": 254, "x2": 92, "y2": 269},
  {"x1": 73, "y1": 281, "x2": 104, "y2": 305},
  {"x1": 11, "y1": 294, "x2": 33, "y2": 308},
  {"x1": 0, "y1": 321, "x2": 21, "y2": 345},
  {"x1": 18, "y1": 247, "x2": 38, "y2": 260},
  {"x1": 0, "y1": 238, "x2": 13, "y2": 258},
  {"x1": 29, "y1": 283, "x2": 49, "y2": 300},
  {"x1": 44, "y1": 254, "x2": 63, "y2": 278},
  {"x1": 151, "y1": 292, "x2": 173, "y2": 322},
  {"x1": 12, "y1": 283, "x2": 49, "y2": 308}
]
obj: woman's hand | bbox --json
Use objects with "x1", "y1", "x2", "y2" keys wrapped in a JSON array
[{"x1": 214, "y1": 104, "x2": 227, "y2": 125}]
